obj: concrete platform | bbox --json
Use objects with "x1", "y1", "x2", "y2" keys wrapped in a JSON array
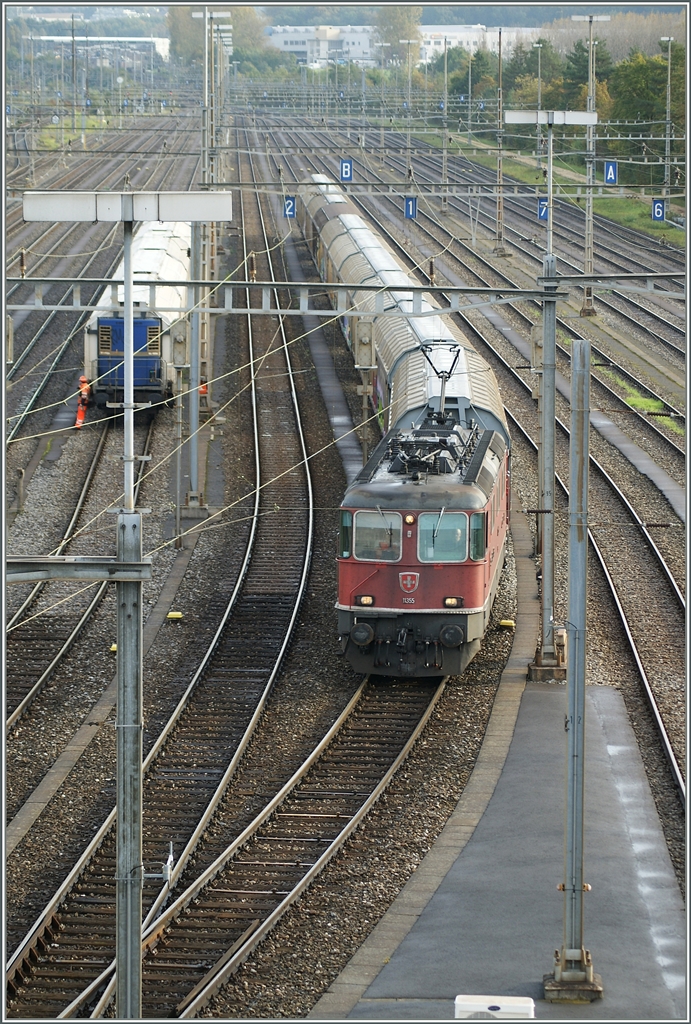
[{"x1": 311, "y1": 513, "x2": 686, "y2": 1021}]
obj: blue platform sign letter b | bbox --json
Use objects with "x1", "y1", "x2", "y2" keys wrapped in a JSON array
[
  {"x1": 340, "y1": 158, "x2": 353, "y2": 182},
  {"x1": 604, "y1": 160, "x2": 617, "y2": 185}
]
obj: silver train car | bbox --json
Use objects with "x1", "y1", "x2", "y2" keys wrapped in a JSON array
[
  {"x1": 297, "y1": 175, "x2": 511, "y2": 677},
  {"x1": 84, "y1": 221, "x2": 191, "y2": 410}
]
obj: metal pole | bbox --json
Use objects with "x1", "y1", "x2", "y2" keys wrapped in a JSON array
[
  {"x1": 563, "y1": 336, "x2": 596, "y2": 985},
  {"x1": 116, "y1": 210, "x2": 143, "y2": 1018},
  {"x1": 468, "y1": 55, "x2": 472, "y2": 143},
  {"x1": 442, "y1": 38, "x2": 448, "y2": 209},
  {"x1": 547, "y1": 118, "x2": 553, "y2": 257},
  {"x1": 585, "y1": 19, "x2": 593, "y2": 313},
  {"x1": 123, "y1": 218, "x2": 135, "y2": 510},
  {"x1": 175, "y1": 367, "x2": 183, "y2": 548},
  {"x1": 407, "y1": 43, "x2": 412, "y2": 178},
  {"x1": 189, "y1": 223, "x2": 200, "y2": 503},
  {"x1": 495, "y1": 28, "x2": 505, "y2": 254},
  {"x1": 71, "y1": 15, "x2": 76, "y2": 131},
  {"x1": 540, "y1": 252, "x2": 557, "y2": 664},
  {"x1": 534, "y1": 43, "x2": 542, "y2": 169},
  {"x1": 662, "y1": 37, "x2": 673, "y2": 218}
]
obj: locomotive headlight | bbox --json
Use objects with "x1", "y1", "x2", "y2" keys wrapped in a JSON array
[
  {"x1": 356, "y1": 595, "x2": 375, "y2": 606},
  {"x1": 444, "y1": 597, "x2": 463, "y2": 608},
  {"x1": 404, "y1": 514, "x2": 416, "y2": 525}
]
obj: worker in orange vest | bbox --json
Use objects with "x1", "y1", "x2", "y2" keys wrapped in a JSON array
[{"x1": 75, "y1": 376, "x2": 91, "y2": 429}]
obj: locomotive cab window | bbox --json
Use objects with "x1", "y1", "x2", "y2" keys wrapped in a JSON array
[
  {"x1": 353, "y1": 510, "x2": 401, "y2": 561},
  {"x1": 469, "y1": 512, "x2": 486, "y2": 561},
  {"x1": 339, "y1": 510, "x2": 353, "y2": 558},
  {"x1": 418, "y1": 512, "x2": 468, "y2": 562}
]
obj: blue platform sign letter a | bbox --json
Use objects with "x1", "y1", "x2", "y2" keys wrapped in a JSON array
[
  {"x1": 340, "y1": 158, "x2": 353, "y2": 182},
  {"x1": 604, "y1": 160, "x2": 617, "y2": 185}
]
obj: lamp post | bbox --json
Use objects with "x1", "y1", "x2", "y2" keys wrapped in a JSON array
[
  {"x1": 572, "y1": 14, "x2": 610, "y2": 315},
  {"x1": 442, "y1": 37, "x2": 448, "y2": 209},
  {"x1": 494, "y1": 27, "x2": 506, "y2": 255},
  {"x1": 505, "y1": 107, "x2": 601, "y2": 1004},
  {"x1": 378, "y1": 43, "x2": 390, "y2": 167},
  {"x1": 117, "y1": 75, "x2": 123, "y2": 129},
  {"x1": 532, "y1": 43, "x2": 542, "y2": 169},
  {"x1": 661, "y1": 36, "x2": 673, "y2": 219},
  {"x1": 399, "y1": 39, "x2": 416, "y2": 179},
  {"x1": 467, "y1": 52, "x2": 472, "y2": 143}
]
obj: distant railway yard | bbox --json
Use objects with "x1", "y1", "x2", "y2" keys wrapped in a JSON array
[{"x1": 5, "y1": 94, "x2": 685, "y2": 1020}]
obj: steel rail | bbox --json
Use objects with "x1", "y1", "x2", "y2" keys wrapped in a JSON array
[
  {"x1": 6, "y1": 422, "x2": 111, "y2": 631},
  {"x1": 177, "y1": 680, "x2": 445, "y2": 1017},
  {"x1": 6, "y1": 124, "x2": 314, "y2": 1020},
  {"x1": 5, "y1": 422, "x2": 154, "y2": 732},
  {"x1": 361, "y1": 140, "x2": 687, "y2": 356},
  {"x1": 6, "y1": 139, "x2": 202, "y2": 444},
  {"x1": 276, "y1": 134, "x2": 686, "y2": 463},
  {"x1": 279, "y1": 137, "x2": 684, "y2": 607},
  {"x1": 54, "y1": 122, "x2": 317, "y2": 1021},
  {"x1": 505, "y1": 408, "x2": 685, "y2": 806}
]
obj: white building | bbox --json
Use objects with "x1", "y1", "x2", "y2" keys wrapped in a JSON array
[
  {"x1": 420, "y1": 25, "x2": 541, "y2": 61},
  {"x1": 266, "y1": 25, "x2": 373, "y2": 66},
  {"x1": 266, "y1": 24, "x2": 541, "y2": 66}
]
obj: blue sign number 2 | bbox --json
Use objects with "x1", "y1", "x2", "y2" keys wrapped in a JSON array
[
  {"x1": 284, "y1": 196, "x2": 296, "y2": 219},
  {"x1": 404, "y1": 197, "x2": 417, "y2": 219}
]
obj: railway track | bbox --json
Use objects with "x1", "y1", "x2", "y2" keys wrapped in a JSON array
[
  {"x1": 5, "y1": 123, "x2": 316, "y2": 1020},
  {"x1": 272, "y1": 126, "x2": 685, "y2": 791},
  {"x1": 6, "y1": 420, "x2": 153, "y2": 731},
  {"x1": 271, "y1": 129, "x2": 686, "y2": 488},
  {"x1": 5, "y1": 122, "x2": 201, "y2": 481}
]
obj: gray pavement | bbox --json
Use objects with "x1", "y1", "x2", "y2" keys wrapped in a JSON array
[{"x1": 345, "y1": 683, "x2": 685, "y2": 1020}]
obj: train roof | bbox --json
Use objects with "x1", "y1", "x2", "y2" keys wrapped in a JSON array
[
  {"x1": 342, "y1": 425, "x2": 506, "y2": 511},
  {"x1": 86, "y1": 221, "x2": 191, "y2": 327}
]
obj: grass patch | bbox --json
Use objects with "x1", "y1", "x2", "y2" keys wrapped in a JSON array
[
  {"x1": 413, "y1": 132, "x2": 685, "y2": 245},
  {"x1": 600, "y1": 368, "x2": 685, "y2": 436}
]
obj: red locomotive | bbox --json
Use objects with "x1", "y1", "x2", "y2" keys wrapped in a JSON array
[{"x1": 295, "y1": 175, "x2": 511, "y2": 678}]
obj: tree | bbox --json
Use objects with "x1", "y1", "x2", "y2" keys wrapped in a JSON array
[
  {"x1": 563, "y1": 37, "x2": 614, "y2": 107},
  {"x1": 167, "y1": 7, "x2": 266, "y2": 66},
  {"x1": 372, "y1": 6, "x2": 422, "y2": 64},
  {"x1": 167, "y1": 7, "x2": 204, "y2": 65}
]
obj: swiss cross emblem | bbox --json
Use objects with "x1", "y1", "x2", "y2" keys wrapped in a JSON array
[{"x1": 399, "y1": 572, "x2": 419, "y2": 593}]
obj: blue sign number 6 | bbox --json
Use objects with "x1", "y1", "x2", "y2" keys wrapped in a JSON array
[{"x1": 652, "y1": 200, "x2": 665, "y2": 221}]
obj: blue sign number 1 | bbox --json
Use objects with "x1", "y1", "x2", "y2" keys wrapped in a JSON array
[
  {"x1": 405, "y1": 197, "x2": 417, "y2": 219},
  {"x1": 284, "y1": 196, "x2": 296, "y2": 218}
]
